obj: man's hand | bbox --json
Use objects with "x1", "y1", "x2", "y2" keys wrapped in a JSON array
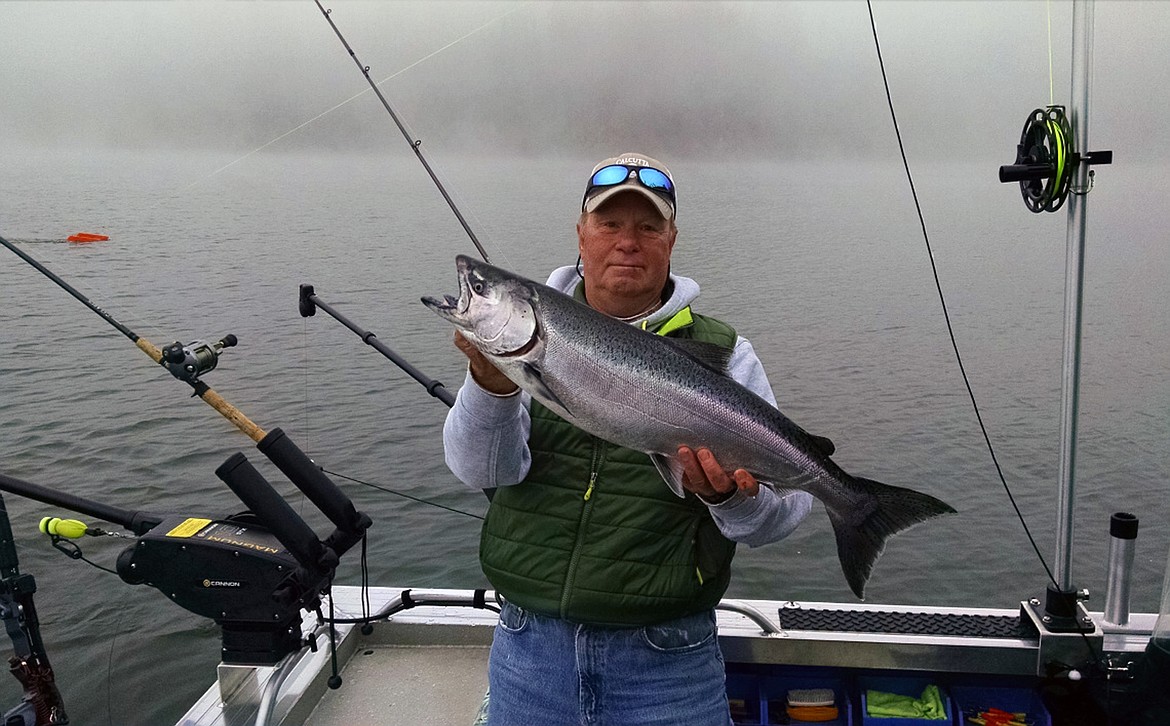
[
  {"x1": 678, "y1": 446, "x2": 759, "y2": 503},
  {"x1": 453, "y1": 331, "x2": 519, "y2": 395}
]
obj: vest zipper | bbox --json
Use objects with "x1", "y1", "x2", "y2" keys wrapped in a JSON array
[{"x1": 560, "y1": 439, "x2": 604, "y2": 617}]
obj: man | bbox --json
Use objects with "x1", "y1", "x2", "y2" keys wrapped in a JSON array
[{"x1": 443, "y1": 153, "x2": 812, "y2": 726}]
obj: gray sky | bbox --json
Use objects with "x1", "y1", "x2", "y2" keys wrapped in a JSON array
[{"x1": 1, "y1": 1, "x2": 1166, "y2": 160}]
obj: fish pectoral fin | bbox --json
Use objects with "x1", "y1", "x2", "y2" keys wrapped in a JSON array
[
  {"x1": 649, "y1": 453, "x2": 688, "y2": 498},
  {"x1": 521, "y1": 362, "x2": 571, "y2": 415},
  {"x1": 660, "y1": 337, "x2": 734, "y2": 375}
]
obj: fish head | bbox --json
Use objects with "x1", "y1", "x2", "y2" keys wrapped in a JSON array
[{"x1": 422, "y1": 255, "x2": 541, "y2": 357}]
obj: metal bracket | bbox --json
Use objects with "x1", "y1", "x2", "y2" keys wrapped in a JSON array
[{"x1": 1020, "y1": 598, "x2": 1103, "y2": 676}]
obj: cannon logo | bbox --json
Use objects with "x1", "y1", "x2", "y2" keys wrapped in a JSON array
[{"x1": 203, "y1": 579, "x2": 243, "y2": 588}]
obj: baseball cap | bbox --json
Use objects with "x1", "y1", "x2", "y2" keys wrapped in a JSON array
[{"x1": 581, "y1": 152, "x2": 676, "y2": 220}]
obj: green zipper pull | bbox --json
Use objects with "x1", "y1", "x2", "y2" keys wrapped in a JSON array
[{"x1": 584, "y1": 471, "x2": 597, "y2": 501}]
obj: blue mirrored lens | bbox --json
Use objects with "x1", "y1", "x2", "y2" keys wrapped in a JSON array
[
  {"x1": 591, "y1": 165, "x2": 631, "y2": 186},
  {"x1": 637, "y1": 168, "x2": 673, "y2": 192}
]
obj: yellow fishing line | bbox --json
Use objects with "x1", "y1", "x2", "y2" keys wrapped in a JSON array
[{"x1": 1047, "y1": 0, "x2": 1055, "y2": 105}]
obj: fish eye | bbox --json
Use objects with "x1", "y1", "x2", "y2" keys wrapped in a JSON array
[{"x1": 472, "y1": 281, "x2": 484, "y2": 294}]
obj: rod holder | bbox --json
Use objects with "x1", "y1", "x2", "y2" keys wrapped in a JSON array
[
  {"x1": 257, "y1": 428, "x2": 371, "y2": 555},
  {"x1": 1104, "y1": 512, "x2": 1139, "y2": 626},
  {"x1": 215, "y1": 452, "x2": 331, "y2": 574}
]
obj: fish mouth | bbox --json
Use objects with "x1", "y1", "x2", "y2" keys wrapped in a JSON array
[
  {"x1": 424, "y1": 293, "x2": 464, "y2": 311},
  {"x1": 421, "y1": 262, "x2": 472, "y2": 317},
  {"x1": 421, "y1": 292, "x2": 464, "y2": 315}
]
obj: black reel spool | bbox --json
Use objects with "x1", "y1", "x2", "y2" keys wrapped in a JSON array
[
  {"x1": 999, "y1": 105, "x2": 1112, "y2": 214},
  {"x1": 1000, "y1": 106, "x2": 1074, "y2": 213}
]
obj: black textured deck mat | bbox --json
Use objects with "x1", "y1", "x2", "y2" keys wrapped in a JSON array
[{"x1": 777, "y1": 607, "x2": 1030, "y2": 638}]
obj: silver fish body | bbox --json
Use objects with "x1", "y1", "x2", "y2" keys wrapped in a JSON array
[{"x1": 423, "y1": 255, "x2": 955, "y2": 598}]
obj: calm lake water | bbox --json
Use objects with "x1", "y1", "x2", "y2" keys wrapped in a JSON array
[{"x1": 1, "y1": 147, "x2": 1167, "y2": 724}]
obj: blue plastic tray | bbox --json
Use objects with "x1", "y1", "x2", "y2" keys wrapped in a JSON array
[
  {"x1": 760, "y1": 672, "x2": 850, "y2": 725},
  {"x1": 951, "y1": 685, "x2": 1052, "y2": 726}
]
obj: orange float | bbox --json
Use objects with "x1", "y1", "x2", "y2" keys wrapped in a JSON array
[{"x1": 66, "y1": 233, "x2": 109, "y2": 243}]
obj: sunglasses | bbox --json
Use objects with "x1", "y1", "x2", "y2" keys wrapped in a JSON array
[{"x1": 583, "y1": 164, "x2": 675, "y2": 208}]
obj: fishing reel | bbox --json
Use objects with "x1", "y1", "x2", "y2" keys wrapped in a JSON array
[
  {"x1": 162, "y1": 334, "x2": 237, "y2": 383},
  {"x1": 999, "y1": 105, "x2": 1111, "y2": 213}
]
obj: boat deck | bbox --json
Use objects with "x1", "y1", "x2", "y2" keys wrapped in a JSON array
[
  {"x1": 311, "y1": 644, "x2": 490, "y2": 724},
  {"x1": 177, "y1": 586, "x2": 1157, "y2": 726}
]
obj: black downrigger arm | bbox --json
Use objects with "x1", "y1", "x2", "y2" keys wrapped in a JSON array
[
  {"x1": 0, "y1": 474, "x2": 164, "y2": 537},
  {"x1": 298, "y1": 286, "x2": 495, "y2": 504},
  {"x1": 299, "y1": 284, "x2": 455, "y2": 408}
]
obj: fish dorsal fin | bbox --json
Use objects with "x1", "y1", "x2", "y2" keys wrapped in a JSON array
[
  {"x1": 521, "y1": 362, "x2": 571, "y2": 415},
  {"x1": 649, "y1": 453, "x2": 687, "y2": 498},
  {"x1": 661, "y1": 337, "x2": 734, "y2": 375},
  {"x1": 810, "y1": 433, "x2": 836, "y2": 457}
]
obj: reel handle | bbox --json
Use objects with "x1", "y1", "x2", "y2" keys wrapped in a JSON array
[{"x1": 998, "y1": 162, "x2": 1054, "y2": 183}]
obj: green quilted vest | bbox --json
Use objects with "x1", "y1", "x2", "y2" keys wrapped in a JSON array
[{"x1": 479, "y1": 309, "x2": 741, "y2": 626}]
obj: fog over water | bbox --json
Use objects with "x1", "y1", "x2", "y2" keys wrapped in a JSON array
[{"x1": 2, "y1": 1, "x2": 1169, "y2": 161}]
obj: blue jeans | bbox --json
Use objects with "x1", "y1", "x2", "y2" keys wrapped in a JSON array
[{"x1": 486, "y1": 601, "x2": 732, "y2": 726}]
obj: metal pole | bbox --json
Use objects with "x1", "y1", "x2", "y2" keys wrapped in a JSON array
[{"x1": 1054, "y1": 0, "x2": 1094, "y2": 590}]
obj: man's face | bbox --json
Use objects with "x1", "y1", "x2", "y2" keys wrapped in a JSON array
[{"x1": 576, "y1": 191, "x2": 677, "y2": 316}]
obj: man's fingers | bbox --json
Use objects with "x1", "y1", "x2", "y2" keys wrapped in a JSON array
[
  {"x1": 734, "y1": 469, "x2": 759, "y2": 497},
  {"x1": 453, "y1": 331, "x2": 478, "y2": 358},
  {"x1": 679, "y1": 447, "x2": 752, "y2": 501},
  {"x1": 697, "y1": 448, "x2": 733, "y2": 493},
  {"x1": 678, "y1": 446, "x2": 705, "y2": 489},
  {"x1": 452, "y1": 332, "x2": 519, "y2": 395}
]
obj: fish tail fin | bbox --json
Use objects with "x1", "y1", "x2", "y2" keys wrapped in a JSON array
[{"x1": 826, "y1": 477, "x2": 956, "y2": 600}]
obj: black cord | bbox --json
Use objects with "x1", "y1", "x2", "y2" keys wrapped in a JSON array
[
  {"x1": 79, "y1": 555, "x2": 119, "y2": 576},
  {"x1": 865, "y1": 0, "x2": 1109, "y2": 680},
  {"x1": 322, "y1": 468, "x2": 484, "y2": 520},
  {"x1": 865, "y1": 0, "x2": 1057, "y2": 590}
]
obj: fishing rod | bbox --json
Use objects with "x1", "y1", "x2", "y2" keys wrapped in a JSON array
[
  {"x1": 0, "y1": 237, "x2": 378, "y2": 674},
  {"x1": 0, "y1": 234, "x2": 372, "y2": 553},
  {"x1": 313, "y1": 0, "x2": 492, "y2": 264},
  {"x1": 306, "y1": 3, "x2": 507, "y2": 501},
  {"x1": 0, "y1": 234, "x2": 262, "y2": 441}
]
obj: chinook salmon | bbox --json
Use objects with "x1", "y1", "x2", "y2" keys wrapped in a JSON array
[{"x1": 423, "y1": 255, "x2": 955, "y2": 598}]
